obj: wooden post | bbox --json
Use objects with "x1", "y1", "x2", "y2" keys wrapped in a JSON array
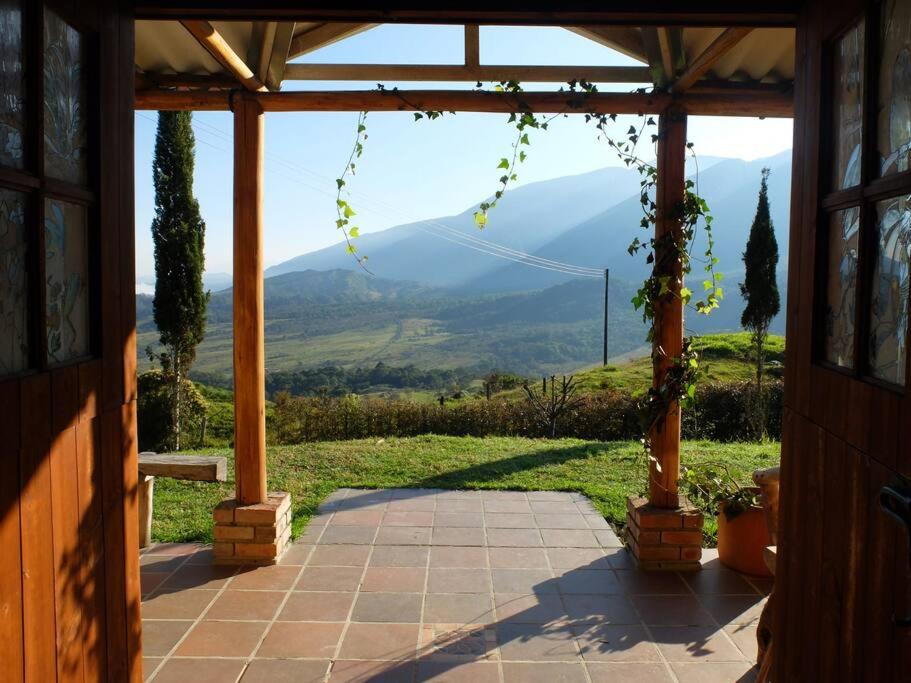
[
  {"x1": 233, "y1": 92, "x2": 268, "y2": 505},
  {"x1": 649, "y1": 106, "x2": 687, "y2": 508},
  {"x1": 137, "y1": 475, "x2": 154, "y2": 548}
]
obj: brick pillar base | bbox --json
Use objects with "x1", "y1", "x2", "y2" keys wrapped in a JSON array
[
  {"x1": 213, "y1": 491, "x2": 292, "y2": 565},
  {"x1": 626, "y1": 495, "x2": 703, "y2": 571}
]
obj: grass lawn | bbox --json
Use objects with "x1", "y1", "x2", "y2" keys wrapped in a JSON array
[{"x1": 152, "y1": 435, "x2": 779, "y2": 545}]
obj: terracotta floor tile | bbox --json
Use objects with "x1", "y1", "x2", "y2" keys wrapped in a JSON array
[
  {"x1": 420, "y1": 624, "x2": 497, "y2": 661},
  {"x1": 593, "y1": 530, "x2": 623, "y2": 547},
  {"x1": 724, "y1": 622, "x2": 760, "y2": 662},
  {"x1": 573, "y1": 624, "x2": 662, "y2": 662},
  {"x1": 241, "y1": 659, "x2": 330, "y2": 683},
  {"x1": 279, "y1": 543, "x2": 314, "y2": 565},
  {"x1": 527, "y1": 491, "x2": 576, "y2": 502},
  {"x1": 141, "y1": 589, "x2": 216, "y2": 619},
  {"x1": 486, "y1": 528, "x2": 542, "y2": 547},
  {"x1": 330, "y1": 510, "x2": 385, "y2": 526},
  {"x1": 650, "y1": 626, "x2": 747, "y2": 662},
  {"x1": 535, "y1": 514, "x2": 589, "y2": 529},
  {"x1": 435, "y1": 499, "x2": 483, "y2": 513},
  {"x1": 142, "y1": 657, "x2": 161, "y2": 682},
  {"x1": 698, "y1": 595, "x2": 766, "y2": 625},
  {"x1": 152, "y1": 658, "x2": 246, "y2": 683},
  {"x1": 229, "y1": 564, "x2": 301, "y2": 590},
  {"x1": 556, "y1": 569, "x2": 621, "y2": 595},
  {"x1": 604, "y1": 549, "x2": 636, "y2": 570},
  {"x1": 530, "y1": 501, "x2": 579, "y2": 514},
  {"x1": 174, "y1": 620, "x2": 267, "y2": 657},
  {"x1": 586, "y1": 663, "x2": 674, "y2": 682},
  {"x1": 279, "y1": 591, "x2": 356, "y2": 621},
  {"x1": 541, "y1": 529, "x2": 599, "y2": 548},
  {"x1": 496, "y1": 623, "x2": 579, "y2": 661},
  {"x1": 257, "y1": 621, "x2": 345, "y2": 658},
  {"x1": 480, "y1": 490, "x2": 528, "y2": 501},
  {"x1": 320, "y1": 525, "x2": 378, "y2": 545},
  {"x1": 485, "y1": 513, "x2": 536, "y2": 529},
  {"x1": 338, "y1": 623, "x2": 421, "y2": 660},
  {"x1": 584, "y1": 515, "x2": 612, "y2": 530},
  {"x1": 362, "y1": 566, "x2": 427, "y2": 592},
  {"x1": 141, "y1": 573, "x2": 169, "y2": 595},
  {"x1": 491, "y1": 568, "x2": 556, "y2": 594},
  {"x1": 140, "y1": 554, "x2": 187, "y2": 573},
  {"x1": 428, "y1": 567, "x2": 491, "y2": 593},
  {"x1": 483, "y1": 500, "x2": 532, "y2": 514},
  {"x1": 683, "y1": 569, "x2": 761, "y2": 595},
  {"x1": 296, "y1": 566, "x2": 364, "y2": 592},
  {"x1": 309, "y1": 544, "x2": 372, "y2": 567},
  {"x1": 434, "y1": 512, "x2": 484, "y2": 528},
  {"x1": 376, "y1": 526, "x2": 432, "y2": 545},
  {"x1": 671, "y1": 662, "x2": 758, "y2": 682},
  {"x1": 182, "y1": 546, "x2": 216, "y2": 565},
  {"x1": 383, "y1": 511, "x2": 434, "y2": 526},
  {"x1": 430, "y1": 546, "x2": 487, "y2": 568},
  {"x1": 416, "y1": 659, "x2": 500, "y2": 681},
  {"x1": 329, "y1": 659, "x2": 417, "y2": 682},
  {"x1": 423, "y1": 593, "x2": 494, "y2": 624},
  {"x1": 489, "y1": 547, "x2": 549, "y2": 568},
  {"x1": 147, "y1": 542, "x2": 204, "y2": 556},
  {"x1": 371, "y1": 545, "x2": 430, "y2": 567},
  {"x1": 561, "y1": 594, "x2": 640, "y2": 625},
  {"x1": 502, "y1": 662, "x2": 588, "y2": 682},
  {"x1": 206, "y1": 590, "x2": 285, "y2": 621},
  {"x1": 547, "y1": 548, "x2": 609, "y2": 570},
  {"x1": 352, "y1": 592, "x2": 424, "y2": 622},
  {"x1": 159, "y1": 563, "x2": 237, "y2": 591},
  {"x1": 140, "y1": 620, "x2": 191, "y2": 656},
  {"x1": 494, "y1": 593, "x2": 566, "y2": 624},
  {"x1": 631, "y1": 596, "x2": 716, "y2": 626},
  {"x1": 431, "y1": 527, "x2": 486, "y2": 546},
  {"x1": 615, "y1": 570, "x2": 688, "y2": 595}
]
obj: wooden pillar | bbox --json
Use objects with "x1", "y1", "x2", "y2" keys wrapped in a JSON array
[
  {"x1": 649, "y1": 106, "x2": 687, "y2": 508},
  {"x1": 233, "y1": 92, "x2": 268, "y2": 505}
]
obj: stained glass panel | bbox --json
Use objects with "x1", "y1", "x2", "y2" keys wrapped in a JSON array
[
  {"x1": 878, "y1": 0, "x2": 911, "y2": 176},
  {"x1": 0, "y1": 188, "x2": 27, "y2": 374},
  {"x1": 45, "y1": 198, "x2": 88, "y2": 365},
  {"x1": 869, "y1": 194, "x2": 911, "y2": 384},
  {"x1": 833, "y1": 21, "x2": 865, "y2": 190},
  {"x1": 824, "y1": 207, "x2": 860, "y2": 367},
  {"x1": 0, "y1": 0, "x2": 24, "y2": 169},
  {"x1": 44, "y1": 9, "x2": 87, "y2": 185}
]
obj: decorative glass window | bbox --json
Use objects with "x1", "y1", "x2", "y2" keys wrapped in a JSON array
[
  {"x1": 44, "y1": 8, "x2": 87, "y2": 185},
  {"x1": 45, "y1": 198, "x2": 88, "y2": 365},
  {"x1": 0, "y1": 188, "x2": 27, "y2": 373},
  {"x1": 0, "y1": 0, "x2": 24, "y2": 169},
  {"x1": 868, "y1": 194, "x2": 911, "y2": 384},
  {"x1": 879, "y1": 0, "x2": 911, "y2": 176},
  {"x1": 833, "y1": 21, "x2": 865, "y2": 190},
  {"x1": 825, "y1": 207, "x2": 860, "y2": 367}
]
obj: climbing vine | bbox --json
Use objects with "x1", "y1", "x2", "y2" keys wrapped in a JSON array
[
  {"x1": 334, "y1": 110, "x2": 369, "y2": 270},
  {"x1": 331, "y1": 81, "x2": 723, "y2": 490}
]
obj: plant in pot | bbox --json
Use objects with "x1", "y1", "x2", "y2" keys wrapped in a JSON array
[{"x1": 680, "y1": 464, "x2": 772, "y2": 577}]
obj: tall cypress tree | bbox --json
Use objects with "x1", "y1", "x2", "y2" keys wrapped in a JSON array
[
  {"x1": 151, "y1": 111, "x2": 209, "y2": 450},
  {"x1": 740, "y1": 167, "x2": 781, "y2": 437}
]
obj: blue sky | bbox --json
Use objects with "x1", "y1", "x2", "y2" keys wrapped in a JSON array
[{"x1": 134, "y1": 24, "x2": 794, "y2": 280}]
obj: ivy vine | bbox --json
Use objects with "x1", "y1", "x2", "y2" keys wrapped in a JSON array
[{"x1": 334, "y1": 110, "x2": 369, "y2": 271}]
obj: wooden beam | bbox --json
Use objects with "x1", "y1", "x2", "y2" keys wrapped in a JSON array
[
  {"x1": 263, "y1": 22, "x2": 296, "y2": 90},
  {"x1": 232, "y1": 92, "x2": 268, "y2": 506},
  {"x1": 140, "y1": 73, "x2": 239, "y2": 90},
  {"x1": 649, "y1": 106, "x2": 687, "y2": 509},
  {"x1": 671, "y1": 27, "x2": 753, "y2": 93},
  {"x1": 180, "y1": 19, "x2": 267, "y2": 91},
  {"x1": 135, "y1": 87, "x2": 793, "y2": 117},
  {"x1": 288, "y1": 22, "x2": 376, "y2": 59},
  {"x1": 255, "y1": 22, "x2": 278, "y2": 83},
  {"x1": 640, "y1": 27, "x2": 667, "y2": 87},
  {"x1": 568, "y1": 26, "x2": 647, "y2": 64},
  {"x1": 282, "y1": 63, "x2": 652, "y2": 83},
  {"x1": 657, "y1": 28, "x2": 675, "y2": 84},
  {"x1": 464, "y1": 24, "x2": 480, "y2": 68}
]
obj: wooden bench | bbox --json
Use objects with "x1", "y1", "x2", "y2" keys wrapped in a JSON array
[{"x1": 138, "y1": 452, "x2": 227, "y2": 548}]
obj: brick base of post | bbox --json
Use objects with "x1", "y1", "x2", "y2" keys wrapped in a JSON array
[
  {"x1": 212, "y1": 491, "x2": 292, "y2": 565},
  {"x1": 626, "y1": 495, "x2": 703, "y2": 571}
]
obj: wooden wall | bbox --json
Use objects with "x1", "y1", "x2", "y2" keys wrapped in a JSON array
[
  {"x1": 0, "y1": 1, "x2": 142, "y2": 681},
  {"x1": 775, "y1": 0, "x2": 911, "y2": 679}
]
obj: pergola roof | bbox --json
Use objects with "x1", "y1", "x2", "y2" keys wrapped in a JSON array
[{"x1": 135, "y1": 21, "x2": 795, "y2": 95}]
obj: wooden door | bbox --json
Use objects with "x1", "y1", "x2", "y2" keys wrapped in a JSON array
[
  {"x1": 0, "y1": 0, "x2": 141, "y2": 681},
  {"x1": 778, "y1": 0, "x2": 911, "y2": 680}
]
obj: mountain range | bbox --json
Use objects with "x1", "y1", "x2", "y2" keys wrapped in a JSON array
[{"x1": 137, "y1": 151, "x2": 791, "y2": 385}]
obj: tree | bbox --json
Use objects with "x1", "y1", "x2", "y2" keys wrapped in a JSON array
[
  {"x1": 150, "y1": 111, "x2": 209, "y2": 450},
  {"x1": 740, "y1": 167, "x2": 781, "y2": 438}
]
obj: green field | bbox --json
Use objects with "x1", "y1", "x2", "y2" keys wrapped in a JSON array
[{"x1": 152, "y1": 435, "x2": 779, "y2": 545}]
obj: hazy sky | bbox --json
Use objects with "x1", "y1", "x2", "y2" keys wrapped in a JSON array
[{"x1": 134, "y1": 24, "x2": 794, "y2": 279}]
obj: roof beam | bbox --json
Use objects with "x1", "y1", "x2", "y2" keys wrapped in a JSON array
[
  {"x1": 464, "y1": 24, "x2": 479, "y2": 69},
  {"x1": 282, "y1": 63, "x2": 651, "y2": 83},
  {"x1": 135, "y1": 87, "x2": 793, "y2": 118},
  {"x1": 671, "y1": 27, "x2": 753, "y2": 93},
  {"x1": 180, "y1": 19, "x2": 267, "y2": 91},
  {"x1": 288, "y1": 23, "x2": 376, "y2": 59},
  {"x1": 567, "y1": 26, "x2": 647, "y2": 63},
  {"x1": 263, "y1": 22, "x2": 295, "y2": 89}
]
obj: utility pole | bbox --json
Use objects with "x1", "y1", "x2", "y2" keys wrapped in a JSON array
[{"x1": 603, "y1": 268, "x2": 609, "y2": 366}]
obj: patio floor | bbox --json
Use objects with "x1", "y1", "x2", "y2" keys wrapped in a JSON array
[{"x1": 140, "y1": 488, "x2": 767, "y2": 682}]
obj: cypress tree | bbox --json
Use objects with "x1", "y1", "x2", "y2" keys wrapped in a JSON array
[
  {"x1": 740, "y1": 167, "x2": 781, "y2": 437},
  {"x1": 150, "y1": 111, "x2": 209, "y2": 450}
]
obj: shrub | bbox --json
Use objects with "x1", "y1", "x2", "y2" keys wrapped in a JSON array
[{"x1": 137, "y1": 369, "x2": 208, "y2": 451}]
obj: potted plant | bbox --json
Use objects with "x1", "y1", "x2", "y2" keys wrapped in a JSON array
[{"x1": 680, "y1": 464, "x2": 772, "y2": 577}]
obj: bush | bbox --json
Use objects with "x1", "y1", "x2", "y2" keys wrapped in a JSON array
[
  {"x1": 268, "y1": 380, "x2": 783, "y2": 445},
  {"x1": 137, "y1": 369, "x2": 208, "y2": 451}
]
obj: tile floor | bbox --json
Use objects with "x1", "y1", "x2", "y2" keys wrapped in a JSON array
[{"x1": 141, "y1": 488, "x2": 766, "y2": 682}]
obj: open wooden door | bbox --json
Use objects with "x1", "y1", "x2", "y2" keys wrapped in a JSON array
[
  {"x1": 778, "y1": 0, "x2": 911, "y2": 679},
  {"x1": 0, "y1": 0, "x2": 141, "y2": 681}
]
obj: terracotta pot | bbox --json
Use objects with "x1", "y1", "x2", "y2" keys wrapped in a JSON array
[{"x1": 716, "y1": 502, "x2": 772, "y2": 577}]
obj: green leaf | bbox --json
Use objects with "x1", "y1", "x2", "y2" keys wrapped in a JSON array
[
  {"x1": 336, "y1": 179, "x2": 345, "y2": 189},
  {"x1": 473, "y1": 211, "x2": 488, "y2": 228},
  {"x1": 343, "y1": 204, "x2": 356, "y2": 219},
  {"x1": 497, "y1": 158, "x2": 510, "y2": 169},
  {"x1": 348, "y1": 226, "x2": 360, "y2": 237}
]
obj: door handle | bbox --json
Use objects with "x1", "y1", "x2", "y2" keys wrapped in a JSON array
[{"x1": 880, "y1": 484, "x2": 911, "y2": 627}]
